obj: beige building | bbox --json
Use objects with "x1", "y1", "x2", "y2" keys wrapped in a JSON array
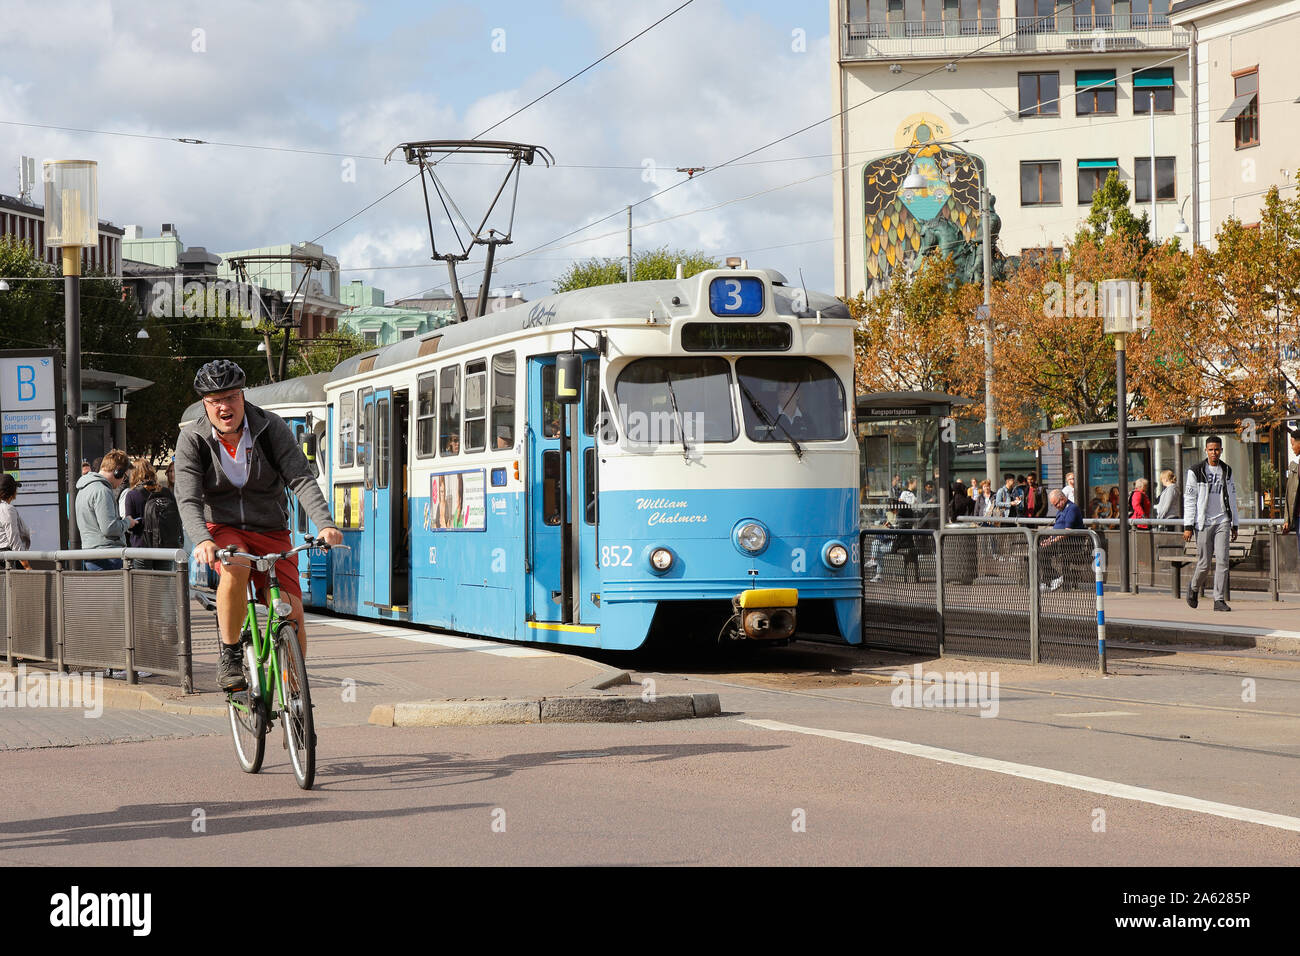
[
  {"x1": 831, "y1": 0, "x2": 1193, "y2": 297},
  {"x1": 1169, "y1": 0, "x2": 1300, "y2": 246}
]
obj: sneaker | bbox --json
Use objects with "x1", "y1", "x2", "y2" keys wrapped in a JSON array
[
  {"x1": 217, "y1": 645, "x2": 246, "y2": 691},
  {"x1": 1213, "y1": 600, "x2": 1231, "y2": 612},
  {"x1": 1186, "y1": 584, "x2": 1198, "y2": 609},
  {"x1": 869, "y1": 573, "x2": 882, "y2": 583},
  {"x1": 1049, "y1": 576, "x2": 1064, "y2": 592}
]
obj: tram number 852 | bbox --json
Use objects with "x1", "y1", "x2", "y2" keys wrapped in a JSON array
[{"x1": 601, "y1": 545, "x2": 633, "y2": 568}]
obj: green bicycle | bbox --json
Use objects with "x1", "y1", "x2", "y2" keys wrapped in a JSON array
[{"x1": 218, "y1": 536, "x2": 340, "y2": 790}]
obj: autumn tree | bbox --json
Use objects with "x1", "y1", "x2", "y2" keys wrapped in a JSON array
[{"x1": 847, "y1": 254, "x2": 983, "y2": 401}]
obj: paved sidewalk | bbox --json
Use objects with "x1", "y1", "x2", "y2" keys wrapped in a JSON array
[{"x1": 1105, "y1": 589, "x2": 1300, "y2": 652}]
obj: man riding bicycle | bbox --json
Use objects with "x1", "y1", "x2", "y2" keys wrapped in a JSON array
[{"x1": 175, "y1": 360, "x2": 343, "y2": 691}]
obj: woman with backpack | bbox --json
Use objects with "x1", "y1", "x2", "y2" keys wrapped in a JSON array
[{"x1": 124, "y1": 458, "x2": 182, "y2": 566}]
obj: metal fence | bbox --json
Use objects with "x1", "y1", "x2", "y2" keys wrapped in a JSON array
[
  {"x1": 0, "y1": 548, "x2": 192, "y2": 692},
  {"x1": 955, "y1": 515, "x2": 1290, "y2": 598},
  {"x1": 862, "y1": 526, "x2": 1104, "y2": 669}
]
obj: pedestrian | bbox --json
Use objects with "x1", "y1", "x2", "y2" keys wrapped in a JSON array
[
  {"x1": 1012, "y1": 475, "x2": 1028, "y2": 517},
  {"x1": 1183, "y1": 436, "x2": 1240, "y2": 612},
  {"x1": 1062, "y1": 471, "x2": 1077, "y2": 505},
  {"x1": 1108, "y1": 485, "x2": 1121, "y2": 520},
  {"x1": 1130, "y1": 477, "x2": 1152, "y2": 530},
  {"x1": 1025, "y1": 473, "x2": 1048, "y2": 519},
  {"x1": 1280, "y1": 430, "x2": 1300, "y2": 574},
  {"x1": 0, "y1": 474, "x2": 32, "y2": 568},
  {"x1": 75, "y1": 449, "x2": 137, "y2": 570},
  {"x1": 1039, "y1": 489, "x2": 1085, "y2": 591},
  {"x1": 124, "y1": 458, "x2": 183, "y2": 565},
  {"x1": 975, "y1": 479, "x2": 993, "y2": 520},
  {"x1": 80, "y1": 459, "x2": 91, "y2": 476},
  {"x1": 1090, "y1": 485, "x2": 1111, "y2": 519},
  {"x1": 1155, "y1": 469, "x2": 1179, "y2": 522},
  {"x1": 994, "y1": 473, "x2": 1018, "y2": 520}
]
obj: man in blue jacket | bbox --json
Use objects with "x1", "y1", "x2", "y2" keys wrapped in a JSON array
[{"x1": 1039, "y1": 489, "x2": 1084, "y2": 590}]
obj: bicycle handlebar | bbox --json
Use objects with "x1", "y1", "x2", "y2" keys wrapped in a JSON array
[{"x1": 215, "y1": 535, "x2": 349, "y2": 564}]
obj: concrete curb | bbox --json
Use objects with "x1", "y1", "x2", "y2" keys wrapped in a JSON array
[
  {"x1": 371, "y1": 692, "x2": 722, "y2": 727},
  {"x1": 1108, "y1": 620, "x2": 1300, "y2": 654}
]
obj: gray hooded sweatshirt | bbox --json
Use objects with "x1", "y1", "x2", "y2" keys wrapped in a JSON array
[{"x1": 75, "y1": 472, "x2": 128, "y2": 549}]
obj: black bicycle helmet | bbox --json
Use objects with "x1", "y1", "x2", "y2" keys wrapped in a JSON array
[{"x1": 193, "y1": 360, "x2": 246, "y2": 395}]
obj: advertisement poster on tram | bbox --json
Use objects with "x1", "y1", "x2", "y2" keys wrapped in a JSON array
[{"x1": 429, "y1": 469, "x2": 485, "y2": 530}]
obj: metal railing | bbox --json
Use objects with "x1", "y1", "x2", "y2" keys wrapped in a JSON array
[
  {"x1": 954, "y1": 515, "x2": 1289, "y2": 599},
  {"x1": 862, "y1": 526, "x2": 1105, "y2": 670},
  {"x1": 841, "y1": 17, "x2": 1189, "y2": 59},
  {"x1": 0, "y1": 548, "x2": 192, "y2": 692}
]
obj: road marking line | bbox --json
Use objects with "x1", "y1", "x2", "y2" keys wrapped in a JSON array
[
  {"x1": 739, "y1": 718, "x2": 1300, "y2": 834},
  {"x1": 306, "y1": 615, "x2": 555, "y2": 658},
  {"x1": 1056, "y1": 711, "x2": 1139, "y2": 717}
]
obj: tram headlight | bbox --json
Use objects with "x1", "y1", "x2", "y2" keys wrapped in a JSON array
[
  {"x1": 822, "y1": 541, "x2": 849, "y2": 569},
  {"x1": 650, "y1": 547, "x2": 674, "y2": 572},
  {"x1": 735, "y1": 520, "x2": 769, "y2": 555}
]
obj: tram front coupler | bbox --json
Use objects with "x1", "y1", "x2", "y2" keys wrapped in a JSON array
[{"x1": 723, "y1": 588, "x2": 797, "y2": 641}]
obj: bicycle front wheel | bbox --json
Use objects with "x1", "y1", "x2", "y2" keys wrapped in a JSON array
[
  {"x1": 276, "y1": 624, "x2": 315, "y2": 790},
  {"x1": 227, "y1": 689, "x2": 266, "y2": 773}
]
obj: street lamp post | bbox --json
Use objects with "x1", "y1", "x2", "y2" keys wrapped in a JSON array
[
  {"x1": 1100, "y1": 279, "x2": 1149, "y2": 593},
  {"x1": 43, "y1": 160, "x2": 98, "y2": 549}
]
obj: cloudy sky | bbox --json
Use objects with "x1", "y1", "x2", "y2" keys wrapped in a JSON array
[{"x1": 0, "y1": 0, "x2": 840, "y2": 299}]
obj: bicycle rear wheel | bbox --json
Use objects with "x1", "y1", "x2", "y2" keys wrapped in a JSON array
[
  {"x1": 276, "y1": 624, "x2": 315, "y2": 790},
  {"x1": 227, "y1": 689, "x2": 265, "y2": 773}
]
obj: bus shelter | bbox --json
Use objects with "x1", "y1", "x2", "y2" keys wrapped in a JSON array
[{"x1": 856, "y1": 391, "x2": 973, "y2": 530}]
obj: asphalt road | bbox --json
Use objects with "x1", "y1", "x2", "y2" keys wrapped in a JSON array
[{"x1": 0, "y1": 639, "x2": 1296, "y2": 867}]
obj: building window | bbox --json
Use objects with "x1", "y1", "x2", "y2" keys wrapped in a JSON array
[
  {"x1": 399, "y1": 328, "x2": 416, "y2": 340},
  {"x1": 1078, "y1": 160, "x2": 1119, "y2": 204},
  {"x1": 1133, "y1": 68, "x2": 1174, "y2": 113},
  {"x1": 1222, "y1": 69, "x2": 1259, "y2": 149},
  {"x1": 1020, "y1": 246, "x2": 1064, "y2": 265},
  {"x1": 1072, "y1": 0, "x2": 1113, "y2": 31},
  {"x1": 1130, "y1": 0, "x2": 1170, "y2": 28},
  {"x1": 1075, "y1": 69, "x2": 1116, "y2": 115},
  {"x1": 1020, "y1": 161, "x2": 1061, "y2": 205},
  {"x1": 1133, "y1": 157, "x2": 1176, "y2": 202},
  {"x1": 363, "y1": 330, "x2": 379, "y2": 346},
  {"x1": 1018, "y1": 72, "x2": 1060, "y2": 117}
]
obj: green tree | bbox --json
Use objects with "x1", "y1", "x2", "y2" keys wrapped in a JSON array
[
  {"x1": 287, "y1": 325, "x2": 371, "y2": 379},
  {"x1": 1081, "y1": 170, "x2": 1151, "y2": 245},
  {"x1": 553, "y1": 246, "x2": 720, "y2": 292}
]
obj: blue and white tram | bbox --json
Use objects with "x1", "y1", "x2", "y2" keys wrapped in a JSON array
[
  {"x1": 323, "y1": 266, "x2": 861, "y2": 650},
  {"x1": 180, "y1": 372, "x2": 331, "y2": 603}
]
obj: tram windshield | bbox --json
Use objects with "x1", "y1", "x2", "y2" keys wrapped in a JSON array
[
  {"x1": 615, "y1": 358, "x2": 737, "y2": 444},
  {"x1": 736, "y1": 357, "x2": 846, "y2": 442}
]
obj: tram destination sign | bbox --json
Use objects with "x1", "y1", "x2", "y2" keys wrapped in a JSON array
[
  {"x1": 860, "y1": 406, "x2": 930, "y2": 420},
  {"x1": 0, "y1": 350, "x2": 65, "y2": 550}
]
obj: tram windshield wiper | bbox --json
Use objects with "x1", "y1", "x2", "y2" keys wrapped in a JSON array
[
  {"x1": 738, "y1": 379, "x2": 803, "y2": 460},
  {"x1": 663, "y1": 372, "x2": 691, "y2": 460}
]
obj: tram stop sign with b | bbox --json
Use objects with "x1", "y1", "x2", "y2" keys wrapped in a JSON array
[{"x1": 0, "y1": 351, "x2": 63, "y2": 550}]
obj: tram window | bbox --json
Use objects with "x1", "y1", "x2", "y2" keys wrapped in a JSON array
[
  {"x1": 736, "y1": 357, "x2": 847, "y2": 443},
  {"x1": 583, "y1": 359, "x2": 598, "y2": 436},
  {"x1": 362, "y1": 398, "x2": 376, "y2": 490},
  {"x1": 465, "y1": 360, "x2": 487, "y2": 452},
  {"x1": 416, "y1": 373, "x2": 436, "y2": 458},
  {"x1": 584, "y1": 447, "x2": 596, "y2": 525},
  {"x1": 491, "y1": 351, "x2": 515, "y2": 450},
  {"x1": 339, "y1": 391, "x2": 355, "y2": 467},
  {"x1": 541, "y1": 365, "x2": 559, "y2": 438},
  {"x1": 377, "y1": 398, "x2": 390, "y2": 489},
  {"x1": 440, "y1": 365, "x2": 460, "y2": 455},
  {"x1": 542, "y1": 450, "x2": 562, "y2": 525},
  {"x1": 614, "y1": 357, "x2": 737, "y2": 443}
]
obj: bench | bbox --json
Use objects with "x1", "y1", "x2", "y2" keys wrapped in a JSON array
[{"x1": 1156, "y1": 527, "x2": 1257, "y2": 598}]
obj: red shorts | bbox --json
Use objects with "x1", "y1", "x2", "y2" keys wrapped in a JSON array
[{"x1": 206, "y1": 524, "x2": 302, "y2": 603}]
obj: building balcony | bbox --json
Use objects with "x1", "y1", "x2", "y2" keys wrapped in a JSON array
[{"x1": 841, "y1": 17, "x2": 1189, "y2": 61}]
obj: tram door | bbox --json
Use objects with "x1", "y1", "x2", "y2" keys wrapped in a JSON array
[
  {"x1": 527, "y1": 354, "x2": 600, "y2": 627},
  {"x1": 361, "y1": 387, "x2": 394, "y2": 609}
]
